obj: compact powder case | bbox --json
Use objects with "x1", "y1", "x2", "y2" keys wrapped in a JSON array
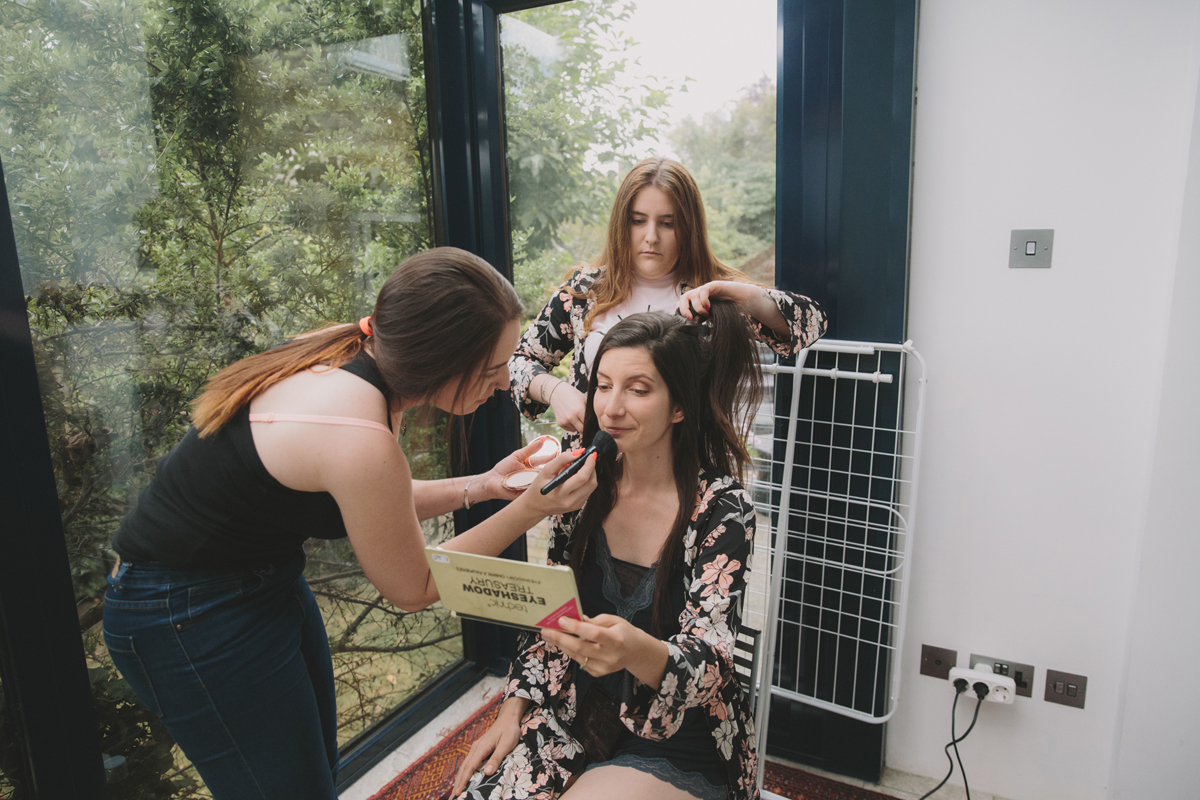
[{"x1": 500, "y1": 436, "x2": 560, "y2": 490}]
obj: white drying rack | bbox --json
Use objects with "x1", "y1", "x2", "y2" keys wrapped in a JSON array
[{"x1": 739, "y1": 339, "x2": 927, "y2": 795}]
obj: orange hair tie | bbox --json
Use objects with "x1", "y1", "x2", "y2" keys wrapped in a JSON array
[{"x1": 359, "y1": 316, "x2": 373, "y2": 336}]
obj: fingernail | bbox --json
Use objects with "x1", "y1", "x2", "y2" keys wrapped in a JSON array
[
  {"x1": 572, "y1": 448, "x2": 584, "y2": 457},
  {"x1": 590, "y1": 452, "x2": 597, "y2": 461}
]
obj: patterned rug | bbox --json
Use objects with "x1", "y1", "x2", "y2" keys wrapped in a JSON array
[
  {"x1": 763, "y1": 761, "x2": 897, "y2": 800},
  {"x1": 367, "y1": 694, "x2": 896, "y2": 800},
  {"x1": 368, "y1": 694, "x2": 504, "y2": 800}
]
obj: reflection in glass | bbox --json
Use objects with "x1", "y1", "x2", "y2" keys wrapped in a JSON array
[
  {"x1": 500, "y1": 0, "x2": 777, "y2": 564},
  {"x1": 0, "y1": 0, "x2": 452, "y2": 792}
]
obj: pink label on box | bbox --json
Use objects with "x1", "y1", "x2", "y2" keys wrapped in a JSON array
[{"x1": 536, "y1": 598, "x2": 580, "y2": 630}]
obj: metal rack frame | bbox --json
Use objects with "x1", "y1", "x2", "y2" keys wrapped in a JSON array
[{"x1": 740, "y1": 339, "x2": 927, "y2": 794}]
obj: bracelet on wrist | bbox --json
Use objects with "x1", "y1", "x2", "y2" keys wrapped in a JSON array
[
  {"x1": 545, "y1": 380, "x2": 564, "y2": 406},
  {"x1": 462, "y1": 476, "x2": 475, "y2": 510}
]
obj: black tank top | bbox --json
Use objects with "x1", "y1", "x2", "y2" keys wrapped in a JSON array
[{"x1": 111, "y1": 351, "x2": 392, "y2": 569}]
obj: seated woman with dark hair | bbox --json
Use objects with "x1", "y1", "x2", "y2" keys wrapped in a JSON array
[{"x1": 453, "y1": 300, "x2": 770, "y2": 800}]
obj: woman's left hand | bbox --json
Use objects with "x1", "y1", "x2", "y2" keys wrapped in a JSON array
[
  {"x1": 542, "y1": 614, "x2": 639, "y2": 677},
  {"x1": 680, "y1": 280, "x2": 787, "y2": 336},
  {"x1": 541, "y1": 613, "x2": 669, "y2": 690}
]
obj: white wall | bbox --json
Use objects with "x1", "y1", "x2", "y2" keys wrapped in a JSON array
[
  {"x1": 1110, "y1": 18, "x2": 1200, "y2": 798},
  {"x1": 890, "y1": 2, "x2": 1200, "y2": 799}
]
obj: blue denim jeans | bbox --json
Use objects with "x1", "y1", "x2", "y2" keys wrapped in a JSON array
[{"x1": 103, "y1": 551, "x2": 338, "y2": 798}]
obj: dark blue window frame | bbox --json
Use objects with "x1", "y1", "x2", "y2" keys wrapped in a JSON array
[
  {"x1": 769, "y1": 0, "x2": 917, "y2": 782},
  {"x1": 0, "y1": 157, "x2": 109, "y2": 799}
]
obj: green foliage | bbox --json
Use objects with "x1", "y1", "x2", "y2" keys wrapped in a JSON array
[
  {"x1": 511, "y1": 228, "x2": 574, "y2": 319},
  {"x1": 502, "y1": 0, "x2": 678, "y2": 255},
  {"x1": 2, "y1": 0, "x2": 435, "y2": 590},
  {"x1": 669, "y1": 76, "x2": 777, "y2": 265},
  {"x1": 88, "y1": 658, "x2": 188, "y2": 798}
]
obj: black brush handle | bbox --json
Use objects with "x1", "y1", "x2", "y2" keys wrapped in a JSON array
[{"x1": 539, "y1": 431, "x2": 616, "y2": 495}]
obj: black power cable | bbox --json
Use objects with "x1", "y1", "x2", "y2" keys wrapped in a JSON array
[{"x1": 918, "y1": 680, "x2": 985, "y2": 800}]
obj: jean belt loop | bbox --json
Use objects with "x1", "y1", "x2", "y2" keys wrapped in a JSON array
[{"x1": 112, "y1": 557, "x2": 132, "y2": 588}]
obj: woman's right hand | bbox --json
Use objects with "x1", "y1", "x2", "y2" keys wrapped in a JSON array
[
  {"x1": 517, "y1": 447, "x2": 598, "y2": 518},
  {"x1": 451, "y1": 697, "x2": 528, "y2": 797},
  {"x1": 548, "y1": 381, "x2": 587, "y2": 433}
]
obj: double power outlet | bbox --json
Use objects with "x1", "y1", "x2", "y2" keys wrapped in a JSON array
[
  {"x1": 921, "y1": 645, "x2": 1035, "y2": 704},
  {"x1": 950, "y1": 664, "x2": 1016, "y2": 704}
]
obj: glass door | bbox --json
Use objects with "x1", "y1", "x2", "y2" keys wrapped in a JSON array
[{"x1": 0, "y1": 1, "x2": 457, "y2": 793}]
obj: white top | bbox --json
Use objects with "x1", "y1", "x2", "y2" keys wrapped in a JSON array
[{"x1": 581, "y1": 270, "x2": 682, "y2": 372}]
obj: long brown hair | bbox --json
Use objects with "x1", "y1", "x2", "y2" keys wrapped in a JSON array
[
  {"x1": 581, "y1": 157, "x2": 758, "y2": 332},
  {"x1": 192, "y1": 247, "x2": 522, "y2": 436},
  {"x1": 568, "y1": 301, "x2": 763, "y2": 635}
]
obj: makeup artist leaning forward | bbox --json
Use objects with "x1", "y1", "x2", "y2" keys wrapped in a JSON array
[{"x1": 102, "y1": 247, "x2": 598, "y2": 798}]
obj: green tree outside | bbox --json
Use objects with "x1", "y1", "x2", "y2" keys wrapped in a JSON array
[{"x1": 670, "y1": 75, "x2": 777, "y2": 271}]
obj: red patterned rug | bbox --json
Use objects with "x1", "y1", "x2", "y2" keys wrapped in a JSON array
[
  {"x1": 367, "y1": 694, "x2": 896, "y2": 800},
  {"x1": 368, "y1": 694, "x2": 504, "y2": 800},
  {"x1": 763, "y1": 761, "x2": 897, "y2": 799}
]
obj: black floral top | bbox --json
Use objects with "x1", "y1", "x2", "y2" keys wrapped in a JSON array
[
  {"x1": 509, "y1": 265, "x2": 829, "y2": 424},
  {"x1": 475, "y1": 470, "x2": 761, "y2": 800}
]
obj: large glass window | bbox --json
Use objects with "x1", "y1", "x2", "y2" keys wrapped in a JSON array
[
  {"x1": 0, "y1": 0, "x2": 452, "y2": 792},
  {"x1": 499, "y1": 0, "x2": 778, "y2": 565}
]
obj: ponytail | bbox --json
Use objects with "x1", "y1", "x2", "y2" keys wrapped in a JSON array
[
  {"x1": 192, "y1": 247, "x2": 521, "y2": 437},
  {"x1": 698, "y1": 300, "x2": 762, "y2": 480},
  {"x1": 193, "y1": 325, "x2": 365, "y2": 437}
]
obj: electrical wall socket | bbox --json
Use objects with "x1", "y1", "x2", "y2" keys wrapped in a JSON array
[
  {"x1": 920, "y1": 644, "x2": 957, "y2": 680},
  {"x1": 969, "y1": 653, "x2": 1035, "y2": 699},
  {"x1": 949, "y1": 665, "x2": 1016, "y2": 704}
]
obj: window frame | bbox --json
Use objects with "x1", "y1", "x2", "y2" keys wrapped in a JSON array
[{"x1": 0, "y1": 155, "x2": 109, "y2": 799}]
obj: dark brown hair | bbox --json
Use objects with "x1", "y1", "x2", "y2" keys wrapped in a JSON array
[
  {"x1": 193, "y1": 247, "x2": 521, "y2": 436},
  {"x1": 568, "y1": 301, "x2": 763, "y2": 634},
  {"x1": 581, "y1": 157, "x2": 759, "y2": 332}
]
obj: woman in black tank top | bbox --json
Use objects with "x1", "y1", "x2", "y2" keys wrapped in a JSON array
[
  {"x1": 454, "y1": 303, "x2": 773, "y2": 800},
  {"x1": 103, "y1": 248, "x2": 598, "y2": 798}
]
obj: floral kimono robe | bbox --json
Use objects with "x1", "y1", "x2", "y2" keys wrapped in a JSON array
[
  {"x1": 458, "y1": 470, "x2": 761, "y2": 800},
  {"x1": 508, "y1": 265, "x2": 828, "y2": 429}
]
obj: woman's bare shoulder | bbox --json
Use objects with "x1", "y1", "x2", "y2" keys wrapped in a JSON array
[{"x1": 251, "y1": 365, "x2": 389, "y2": 422}]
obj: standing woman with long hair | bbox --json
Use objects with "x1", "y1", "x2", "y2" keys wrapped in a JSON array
[
  {"x1": 510, "y1": 156, "x2": 826, "y2": 439},
  {"x1": 453, "y1": 302, "x2": 768, "y2": 800},
  {"x1": 102, "y1": 247, "x2": 597, "y2": 798}
]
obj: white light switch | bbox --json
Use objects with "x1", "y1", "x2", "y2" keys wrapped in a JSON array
[{"x1": 1010, "y1": 229, "x2": 1054, "y2": 269}]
